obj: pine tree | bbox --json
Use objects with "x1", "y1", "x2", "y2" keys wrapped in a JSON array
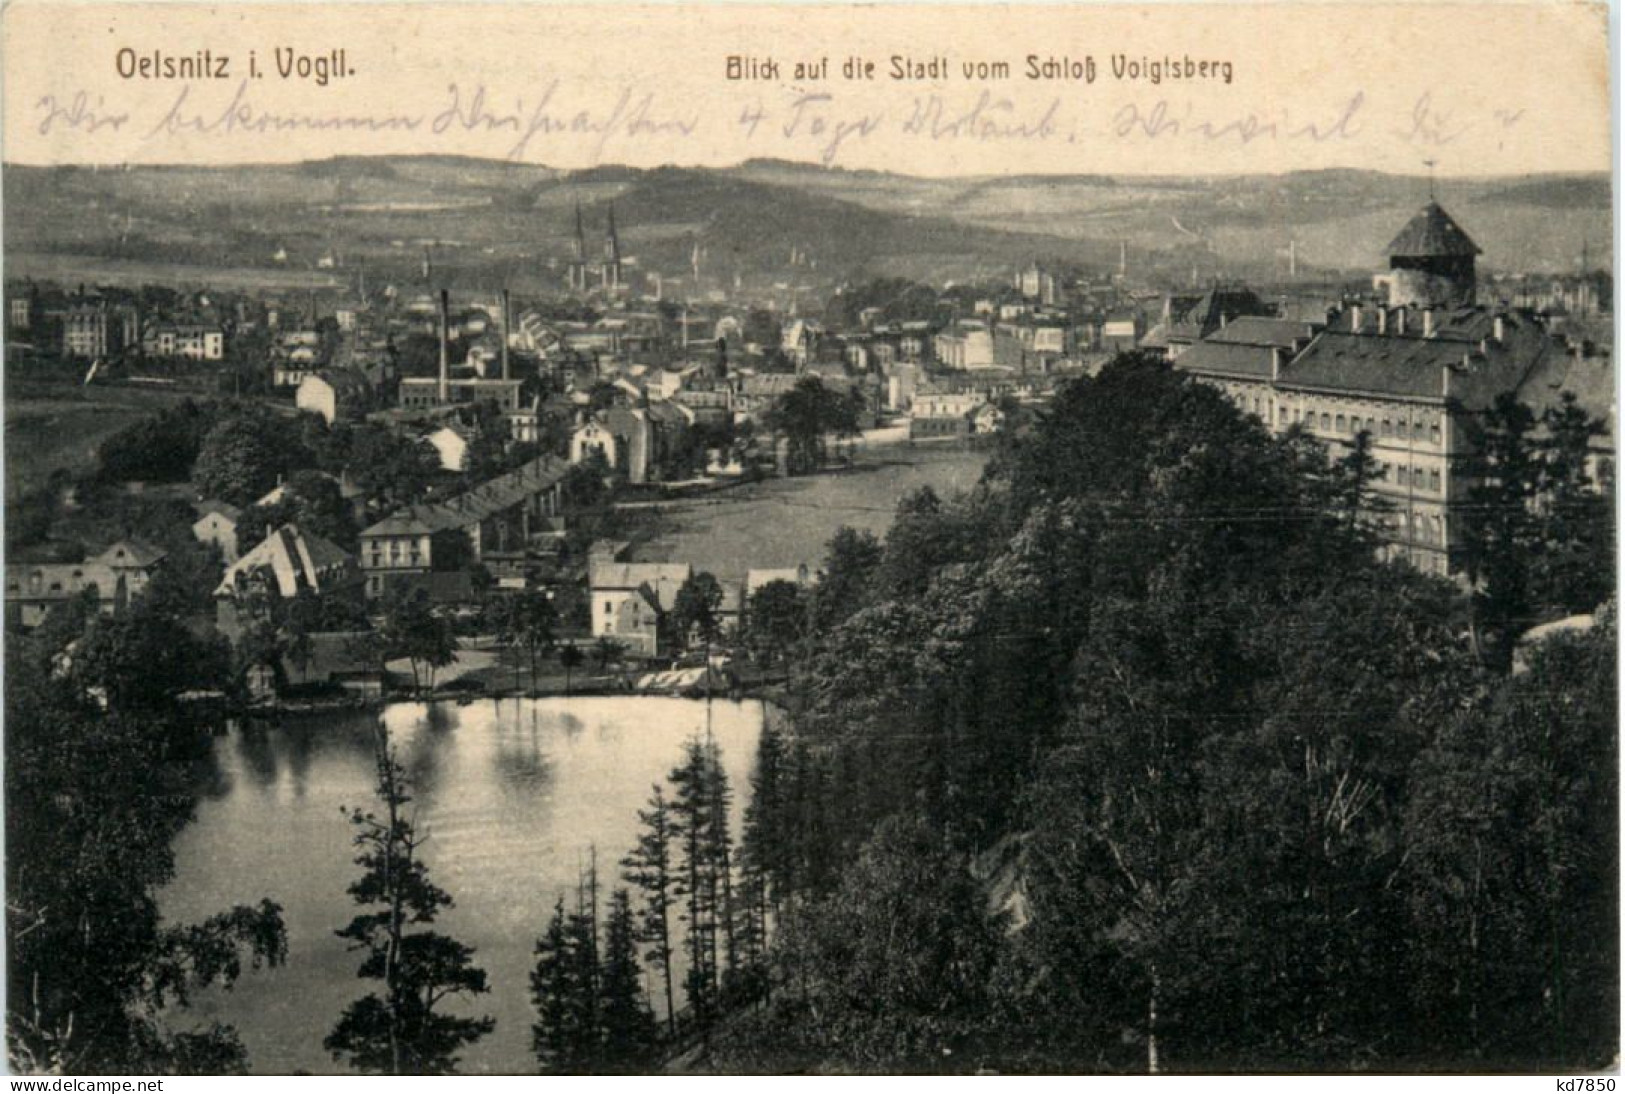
[
  {"x1": 741, "y1": 718, "x2": 790, "y2": 913},
  {"x1": 326, "y1": 730, "x2": 494, "y2": 1074},
  {"x1": 668, "y1": 737, "x2": 719, "y2": 1024},
  {"x1": 599, "y1": 888, "x2": 660, "y2": 1070},
  {"x1": 707, "y1": 737, "x2": 740, "y2": 982},
  {"x1": 621, "y1": 784, "x2": 679, "y2": 1036},
  {"x1": 530, "y1": 899, "x2": 597, "y2": 1073}
]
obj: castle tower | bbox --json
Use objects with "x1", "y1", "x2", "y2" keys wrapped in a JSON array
[{"x1": 1382, "y1": 202, "x2": 1481, "y2": 310}]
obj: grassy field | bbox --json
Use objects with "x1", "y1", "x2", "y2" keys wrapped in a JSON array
[
  {"x1": 632, "y1": 439, "x2": 989, "y2": 583},
  {"x1": 4, "y1": 380, "x2": 199, "y2": 496}
]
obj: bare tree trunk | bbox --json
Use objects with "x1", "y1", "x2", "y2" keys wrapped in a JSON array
[{"x1": 1147, "y1": 962, "x2": 1161, "y2": 1075}]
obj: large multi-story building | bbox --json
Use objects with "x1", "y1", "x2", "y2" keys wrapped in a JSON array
[
  {"x1": 358, "y1": 456, "x2": 568, "y2": 598},
  {"x1": 1176, "y1": 201, "x2": 1611, "y2": 578},
  {"x1": 63, "y1": 299, "x2": 139, "y2": 359}
]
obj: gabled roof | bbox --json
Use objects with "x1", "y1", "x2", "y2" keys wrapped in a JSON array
[
  {"x1": 361, "y1": 455, "x2": 570, "y2": 538},
  {"x1": 1205, "y1": 317, "x2": 1318, "y2": 348},
  {"x1": 216, "y1": 523, "x2": 356, "y2": 598},
  {"x1": 95, "y1": 539, "x2": 166, "y2": 569},
  {"x1": 1515, "y1": 348, "x2": 1615, "y2": 443},
  {"x1": 194, "y1": 499, "x2": 243, "y2": 522},
  {"x1": 1384, "y1": 202, "x2": 1482, "y2": 259},
  {"x1": 1279, "y1": 309, "x2": 1549, "y2": 406},
  {"x1": 589, "y1": 561, "x2": 691, "y2": 611}
]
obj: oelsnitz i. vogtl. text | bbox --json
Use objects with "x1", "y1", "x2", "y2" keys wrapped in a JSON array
[
  {"x1": 725, "y1": 53, "x2": 1234, "y2": 85},
  {"x1": 114, "y1": 48, "x2": 354, "y2": 86}
]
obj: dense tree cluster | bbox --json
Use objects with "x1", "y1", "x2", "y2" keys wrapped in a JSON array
[
  {"x1": 710, "y1": 353, "x2": 1617, "y2": 1073},
  {"x1": 763, "y1": 378, "x2": 866, "y2": 476},
  {"x1": 5, "y1": 602, "x2": 287, "y2": 1073}
]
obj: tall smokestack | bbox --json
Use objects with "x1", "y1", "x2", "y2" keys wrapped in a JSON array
[
  {"x1": 438, "y1": 290, "x2": 451, "y2": 405},
  {"x1": 500, "y1": 289, "x2": 511, "y2": 382}
]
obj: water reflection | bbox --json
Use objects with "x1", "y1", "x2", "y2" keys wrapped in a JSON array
[{"x1": 158, "y1": 696, "x2": 764, "y2": 1074}]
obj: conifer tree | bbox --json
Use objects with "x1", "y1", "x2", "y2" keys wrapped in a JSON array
[
  {"x1": 668, "y1": 737, "x2": 720, "y2": 1023},
  {"x1": 326, "y1": 731, "x2": 494, "y2": 1074},
  {"x1": 621, "y1": 784, "x2": 679, "y2": 1036},
  {"x1": 530, "y1": 899, "x2": 598, "y2": 1073},
  {"x1": 600, "y1": 888, "x2": 660, "y2": 1069}
]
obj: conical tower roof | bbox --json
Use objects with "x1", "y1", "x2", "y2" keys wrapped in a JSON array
[{"x1": 1384, "y1": 202, "x2": 1482, "y2": 259}]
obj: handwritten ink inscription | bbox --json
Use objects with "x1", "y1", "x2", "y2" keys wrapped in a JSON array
[{"x1": 30, "y1": 76, "x2": 1534, "y2": 167}]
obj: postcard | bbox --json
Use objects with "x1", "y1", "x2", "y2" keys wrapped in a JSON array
[{"x1": 1, "y1": 0, "x2": 1615, "y2": 1082}]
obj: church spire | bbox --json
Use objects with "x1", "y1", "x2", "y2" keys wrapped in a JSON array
[{"x1": 605, "y1": 204, "x2": 621, "y2": 264}]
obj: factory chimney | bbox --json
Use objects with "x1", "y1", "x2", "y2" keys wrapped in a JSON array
[
  {"x1": 438, "y1": 290, "x2": 451, "y2": 405},
  {"x1": 500, "y1": 289, "x2": 511, "y2": 382}
]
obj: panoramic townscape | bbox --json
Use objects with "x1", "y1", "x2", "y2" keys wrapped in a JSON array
[{"x1": 3, "y1": 155, "x2": 1615, "y2": 1075}]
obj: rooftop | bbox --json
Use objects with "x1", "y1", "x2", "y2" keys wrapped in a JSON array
[{"x1": 1384, "y1": 202, "x2": 1482, "y2": 259}]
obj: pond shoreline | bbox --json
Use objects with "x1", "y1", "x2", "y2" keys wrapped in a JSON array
[{"x1": 239, "y1": 673, "x2": 793, "y2": 723}]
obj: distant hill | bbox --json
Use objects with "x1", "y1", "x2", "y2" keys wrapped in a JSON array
[{"x1": 2, "y1": 158, "x2": 1610, "y2": 294}]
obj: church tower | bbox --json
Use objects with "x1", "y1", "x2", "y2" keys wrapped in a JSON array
[
  {"x1": 603, "y1": 204, "x2": 623, "y2": 290},
  {"x1": 567, "y1": 201, "x2": 589, "y2": 292},
  {"x1": 1382, "y1": 202, "x2": 1481, "y2": 310}
]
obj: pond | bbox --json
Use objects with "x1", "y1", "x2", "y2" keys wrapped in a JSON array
[{"x1": 159, "y1": 696, "x2": 766, "y2": 1074}]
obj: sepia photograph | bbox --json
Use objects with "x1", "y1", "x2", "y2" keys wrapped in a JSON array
[{"x1": 0, "y1": 0, "x2": 1616, "y2": 1080}]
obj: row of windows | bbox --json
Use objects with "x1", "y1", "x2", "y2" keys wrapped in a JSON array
[
  {"x1": 1277, "y1": 404, "x2": 1443, "y2": 445},
  {"x1": 1385, "y1": 464, "x2": 1443, "y2": 493},
  {"x1": 1381, "y1": 510, "x2": 1447, "y2": 546}
]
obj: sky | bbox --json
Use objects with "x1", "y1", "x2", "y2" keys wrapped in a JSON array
[{"x1": 0, "y1": 2, "x2": 1613, "y2": 177}]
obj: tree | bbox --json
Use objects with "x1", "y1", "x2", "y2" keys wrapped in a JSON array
[
  {"x1": 338, "y1": 424, "x2": 441, "y2": 512},
  {"x1": 1461, "y1": 393, "x2": 1543, "y2": 670},
  {"x1": 1532, "y1": 393, "x2": 1613, "y2": 614},
  {"x1": 1403, "y1": 612, "x2": 1617, "y2": 1070},
  {"x1": 96, "y1": 400, "x2": 217, "y2": 485},
  {"x1": 380, "y1": 589, "x2": 456, "y2": 692},
  {"x1": 6, "y1": 632, "x2": 286, "y2": 1074},
  {"x1": 492, "y1": 591, "x2": 557, "y2": 694},
  {"x1": 558, "y1": 644, "x2": 585, "y2": 695},
  {"x1": 599, "y1": 889, "x2": 660, "y2": 1069},
  {"x1": 326, "y1": 730, "x2": 495, "y2": 1074},
  {"x1": 718, "y1": 814, "x2": 1003, "y2": 1071},
  {"x1": 622, "y1": 785, "x2": 679, "y2": 1037},
  {"x1": 763, "y1": 378, "x2": 860, "y2": 476},
  {"x1": 810, "y1": 527, "x2": 882, "y2": 632},
  {"x1": 594, "y1": 636, "x2": 628, "y2": 672},
  {"x1": 193, "y1": 408, "x2": 310, "y2": 508},
  {"x1": 237, "y1": 470, "x2": 359, "y2": 555},
  {"x1": 742, "y1": 579, "x2": 808, "y2": 666},
  {"x1": 671, "y1": 571, "x2": 725, "y2": 652},
  {"x1": 563, "y1": 453, "x2": 612, "y2": 511},
  {"x1": 667, "y1": 738, "x2": 722, "y2": 1025},
  {"x1": 530, "y1": 899, "x2": 598, "y2": 1073}
]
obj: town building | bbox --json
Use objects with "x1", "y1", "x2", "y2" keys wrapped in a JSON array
[
  {"x1": 5, "y1": 540, "x2": 167, "y2": 631},
  {"x1": 399, "y1": 376, "x2": 525, "y2": 413},
  {"x1": 359, "y1": 455, "x2": 569, "y2": 599},
  {"x1": 296, "y1": 368, "x2": 374, "y2": 425},
  {"x1": 910, "y1": 392, "x2": 986, "y2": 439},
  {"x1": 214, "y1": 524, "x2": 363, "y2": 641},
  {"x1": 1176, "y1": 201, "x2": 1612, "y2": 578},
  {"x1": 192, "y1": 500, "x2": 243, "y2": 563},
  {"x1": 588, "y1": 560, "x2": 691, "y2": 657},
  {"x1": 934, "y1": 322, "x2": 997, "y2": 370},
  {"x1": 144, "y1": 323, "x2": 226, "y2": 361},
  {"x1": 64, "y1": 298, "x2": 139, "y2": 359},
  {"x1": 427, "y1": 422, "x2": 475, "y2": 473},
  {"x1": 569, "y1": 404, "x2": 689, "y2": 484},
  {"x1": 1143, "y1": 286, "x2": 1274, "y2": 360}
]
